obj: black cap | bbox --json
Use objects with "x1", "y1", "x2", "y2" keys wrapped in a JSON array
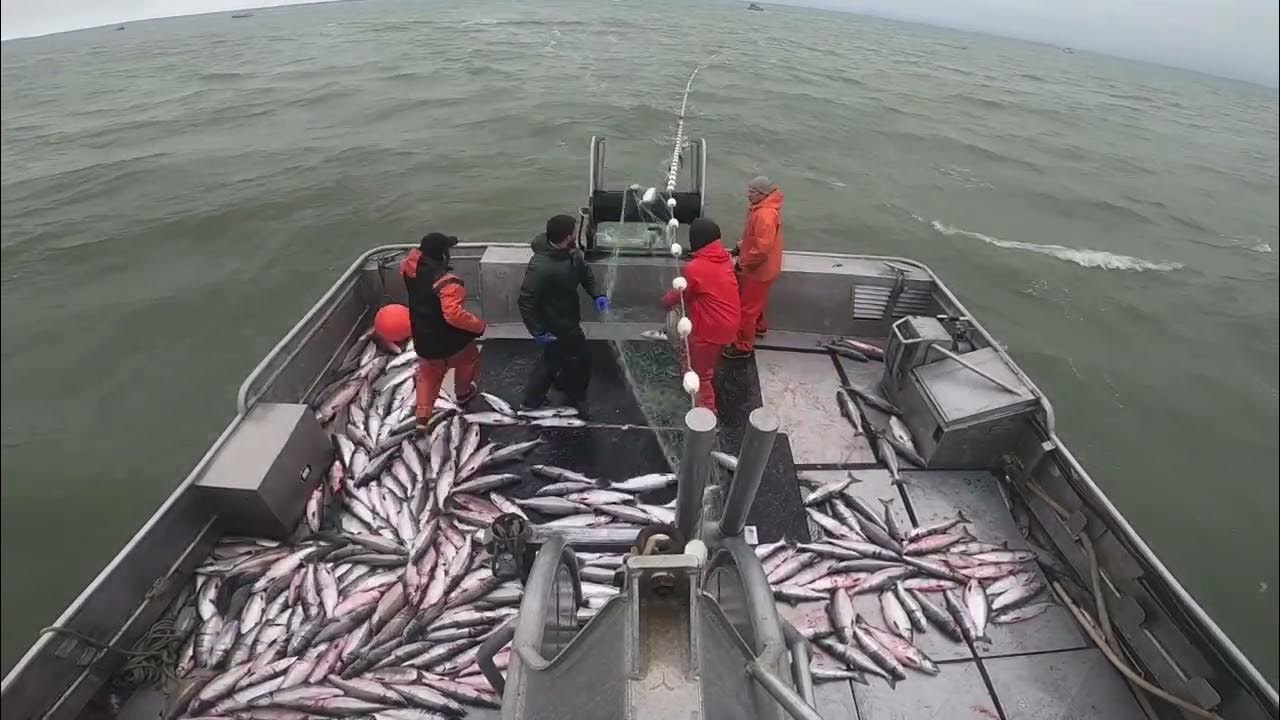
[
  {"x1": 546, "y1": 214, "x2": 577, "y2": 245},
  {"x1": 688, "y1": 217, "x2": 721, "y2": 252},
  {"x1": 420, "y1": 232, "x2": 459, "y2": 260}
]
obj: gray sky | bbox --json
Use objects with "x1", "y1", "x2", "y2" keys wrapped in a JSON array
[
  {"x1": 788, "y1": 0, "x2": 1279, "y2": 87},
  {"x1": 2, "y1": 0, "x2": 1278, "y2": 87}
]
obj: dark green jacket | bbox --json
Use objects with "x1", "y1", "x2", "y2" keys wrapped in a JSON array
[{"x1": 518, "y1": 234, "x2": 602, "y2": 338}]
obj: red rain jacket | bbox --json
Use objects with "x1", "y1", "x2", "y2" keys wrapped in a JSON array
[
  {"x1": 662, "y1": 240, "x2": 741, "y2": 345},
  {"x1": 738, "y1": 189, "x2": 784, "y2": 282}
]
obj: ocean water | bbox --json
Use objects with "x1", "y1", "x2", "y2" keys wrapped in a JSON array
[{"x1": 2, "y1": 0, "x2": 1277, "y2": 684}]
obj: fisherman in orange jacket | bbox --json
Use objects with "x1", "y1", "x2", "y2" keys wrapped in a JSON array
[
  {"x1": 724, "y1": 176, "x2": 783, "y2": 359},
  {"x1": 401, "y1": 232, "x2": 486, "y2": 430}
]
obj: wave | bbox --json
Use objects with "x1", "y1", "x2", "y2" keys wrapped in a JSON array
[{"x1": 927, "y1": 220, "x2": 1184, "y2": 272}]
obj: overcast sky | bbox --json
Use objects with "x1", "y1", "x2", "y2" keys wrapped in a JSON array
[{"x1": 2, "y1": 0, "x2": 1277, "y2": 87}]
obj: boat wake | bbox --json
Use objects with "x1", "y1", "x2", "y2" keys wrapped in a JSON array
[{"x1": 926, "y1": 219, "x2": 1184, "y2": 272}]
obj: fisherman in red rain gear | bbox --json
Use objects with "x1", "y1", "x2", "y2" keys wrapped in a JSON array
[
  {"x1": 724, "y1": 175, "x2": 783, "y2": 359},
  {"x1": 662, "y1": 218, "x2": 740, "y2": 413},
  {"x1": 401, "y1": 232, "x2": 486, "y2": 430}
]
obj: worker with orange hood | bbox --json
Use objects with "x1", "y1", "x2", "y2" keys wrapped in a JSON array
[
  {"x1": 724, "y1": 176, "x2": 783, "y2": 359},
  {"x1": 401, "y1": 232, "x2": 486, "y2": 431}
]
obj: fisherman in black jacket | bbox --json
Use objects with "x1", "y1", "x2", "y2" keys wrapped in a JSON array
[{"x1": 518, "y1": 214, "x2": 611, "y2": 412}]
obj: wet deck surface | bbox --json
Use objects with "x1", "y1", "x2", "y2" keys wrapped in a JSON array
[
  {"x1": 120, "y1": 331, "x2": 1139, "y2": 720},
  {"x1": 472, "y1": 331, "x2": 1141, "y2": 720}
]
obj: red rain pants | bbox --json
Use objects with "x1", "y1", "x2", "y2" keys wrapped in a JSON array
[
  {"x1": 734, "y1": 277, "x2": 774, "y2": 351},
  {"x1": 414, "y1": 341, "x2": 480, "y2": 421},
  {"x1": 687, "y1": 338, "x2": 723, "y2": 413}
]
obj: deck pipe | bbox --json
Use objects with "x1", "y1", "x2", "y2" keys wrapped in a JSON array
[
  {"x1": 675, "y1": 407, "x2": 718, "y2": 541},
  {"x1": 719, "y1": 408, "x2": 779, "y2": 538}
]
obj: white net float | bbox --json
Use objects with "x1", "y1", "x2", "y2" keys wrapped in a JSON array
[
  {"x1": 669, "y1": 242, "x2": 682, "y2": 256},
  {"x1": 672, "y1": 276, "x2": 688, "y2": 291},
  {"x1": 676, "y1": 317, "x2": 693, "y2": 337},
  {"x1": 682, "y1": 371, "x2": 700, "y2": 395}
]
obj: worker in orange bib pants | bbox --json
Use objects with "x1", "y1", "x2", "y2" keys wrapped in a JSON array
[{"x1": 724, "y1": 176, "x2": 783, "y2": 360}]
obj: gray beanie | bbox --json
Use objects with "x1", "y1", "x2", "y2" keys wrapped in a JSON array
[{"x1": 747, "y1": 175, "x2": 775, "y2": 195}]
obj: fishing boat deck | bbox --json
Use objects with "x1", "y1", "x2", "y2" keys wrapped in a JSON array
[
  {"x1": 14, "y1": 245, "x2": 1267, "y2": 720},
  {"x1": 430, "y1": 329, "x2": 1145, "y2": 719}
]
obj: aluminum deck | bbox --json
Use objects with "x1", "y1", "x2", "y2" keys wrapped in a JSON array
[{"x1": 386, "y1": 328, "x2": 1146, "y2": 720}]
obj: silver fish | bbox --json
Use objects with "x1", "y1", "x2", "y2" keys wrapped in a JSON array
[
  {"x1": 837, "y1": 337, "x2": 885, "y2": 361},
  {"x1": 807, "y1": 508, "x2": 861, "y2": 540},
  {"x1": 944, "y1": 588, "x2": 984, "y2": 643},
  {"x1": 515, "y1": 496, "x2": 590, "y2": 516},
  {"x1": 535, "y1": 480, "x2": 598, "y2": 496},
  {"x1": 531, "y1": 416, "x2": 587, "y2": 428},
  {"x1": 880, "y1": 498, "x2": 905, "y2": 542},
  {"x1": 857, "y1": 566, "x2": 916, "y2": 595},
  {"x1": 772, "y1": 584, "x2": 828, "y2": 604},
  {"x1": 810, "y1": 666, "x2": 870, "y2": 684},
  {"x1": 638, "y1": 504, "x2": 675, "y2": 524},
  {"x1": 964, "y1": 578, "x2": 991, "y2": 640},
  {"x1": 316, "y1": 379, "x2": 363, "y2": 424},
  {"x1": 462, "y1": 411, "x2": 523, "y2": 426},
  {"x1": 910, "y1": 589, "x2": 964, "y2": 641},
  {"x1": 907, "y1": 510, "x2": 971, "y2": 541},
  {"x1": 610, "y1": 472, "x2": 676, "y2": 493},
  {"x1": 814, "y1": 638, "x2": 894, "y2": 685},
  {"x1": 875, "y1": 433, "x2": 902, "y2": 483},
  {"x1": 846, "y1": 384, "x2": 901, "y2": 416},
  {"x1": 531, "y1": 464, "x2": 596, "y2": 484},
  {"x1": 992, "y1": 601, "x2": 1053, "y2": 624},
  {"x1": 639, "y1": 329, "x2": 668, "y2": 341},
  {"x1": 566, "y1": 489, "x2": 636, "y2": 506},
  {"x1": 488, "y1": 492, "x2": 526, "y2": 519},
  {"x1": 903, "y1": 528, "x2": 973, "y2": 555},
  {"x1": 517, "y1": 406, "x2": 579, "y2": 418},
  {"x1": 879, "y1": 589, "x2": 914, "y2": 641},
  {"x1": 971, "y1": 549, "x2": 1038, "y2": 564},
  {"x1": 595, "y1": 503, "x2": 655, "y2": 524},
  {"x1": 827, "y1": 588, "x2": 856, "y2": 644},
  {"x1": 806, "y1": 572, "x2": 868, "y2": 593},
  {"x1": 480, "y1": 392, "x2": 516, "y2": 416},
  {"x1": 788, "y1": 558, "x2": 838, "y2": 587},
  {"x1": 862, "y1": 620, "x2": 939, "y2": 675},
  {"x1": 894, "y1": 582, "x2": 927, "y2": 632},
  {"x1": 802, "y1": 475, "x2": 856, "y2": 507},
  {"x1": 709, "y1": 451, "x2": 738, "y2": 472},
  {"x1": 990, "y1": 577, "x2": 1045, "y2": 612},
  {"x1": 900, "y1": 577, "x2": 961, "y2": 592},
  {"x1": 458, "y1": 423, "x2": 481, "y2": 467},
  {"x1": 486, "y1": 438, "x2": 544, "y2": 465},
  {"x1": 825, "y1": 343, "x2": 869, "y2": 362},
  {"x1": 453, "y1": 472, "x2": 523, "y2": 495},
  {"x1": 855, "y1": 513, "x2": 904, "y2": 554},
  {"x1": 765, "y1": 552, "x2": 817, "y2": 585},
  {"x1": 985, "y1": 570, "x2": 1039, "y2": 597},
  {"x1": 835, "y1": 388, "x2": 864, "y2": 435}
]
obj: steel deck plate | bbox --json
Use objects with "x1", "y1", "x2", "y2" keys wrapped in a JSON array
[
  {"x1": 985, "y1": 648, "x2": 1145, "y2": 719},
  {"x1": 755, "y1": 350, "x2": 873, "y2": 464},
  {"x1": 852, "y1": 659, "x2": 1000, "y2": 720}
]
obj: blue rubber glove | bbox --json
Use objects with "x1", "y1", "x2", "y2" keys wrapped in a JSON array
[
  {"x1": 594, "y1": 295, "x2": 611, "y2": 312},
  {"x1": 533, "y1": 332, "x2": 556, "y2": 346}
]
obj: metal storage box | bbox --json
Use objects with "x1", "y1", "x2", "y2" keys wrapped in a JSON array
[
  {"x1": 896, "y1": 347, "x2": 1038, "y2": 468},
  {"x1": 195, "y1": 402, "x2": 329, "y2": 538}
]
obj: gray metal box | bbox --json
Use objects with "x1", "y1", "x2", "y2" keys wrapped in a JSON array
[
  {"x1": 882, "y1": 315, "x2": 952, "y2": 402},
  {"x1": 195, "y1": 403, "x2": 330, "y2": 538},
  {"x1": 897, "y1": 347, "x2": 1037, "y2": 468}
]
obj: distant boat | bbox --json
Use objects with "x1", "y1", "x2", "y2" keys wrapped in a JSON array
[
  {"x1": 747, "y1": 3, "x2": 764, "y2": 10},
  {"x1": 231, "y1": 11, "x2": 254, "y2": 18},
  {"x1": 114, "y1": 24, "x2": 126, "y2": 30},
  {"x1": 1061, "y1": 47, "x2": 1074, "y2": 54}
]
